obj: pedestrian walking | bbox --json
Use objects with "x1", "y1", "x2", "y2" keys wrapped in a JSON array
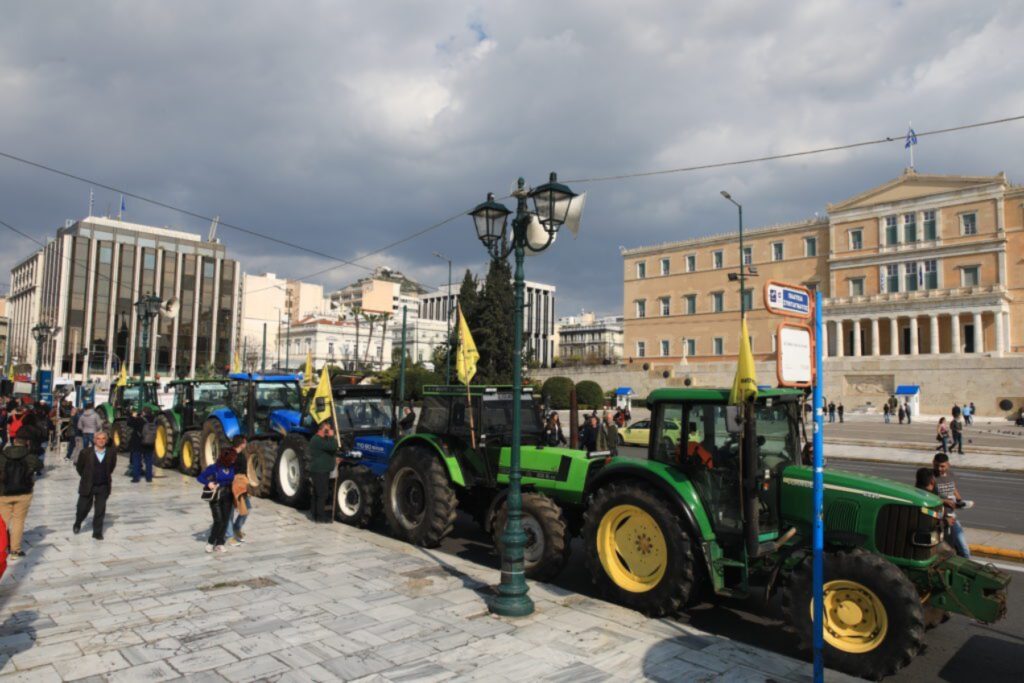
[
  {"x1": 77, "y1": 403, "x2": 101, "y2": 451},
  {"x1": 904, "y1": 401, "x2": 912, "y2": 424},
  {"x1": 898, "y1": 404, "x2": 906, "y2": 424},
  {"x1": 0, "y1": 435, "x2": 43, "y2": 558},
  {"x1": 137, "y1": 408, "x2": 157, "y2": 482},
  {"x1": 65, "y1": 406, "x2": 80, "y2": 461},
  {"x1": 936, "y1": 417, "x2": 950, "y2": 454},
  {"x1": 967, "y1": 402, "x2": 976, "y2": 425},
  {"x1": 952, "y1": 403, "x2": 961, "y2": 420},
  {"x1": 228, "y1": 437, "x2": 253, "y2": 546},
  {"x1": 399, "y1": 406, "x2": 416, "y2": 436},
  {"x1": 837, "y1": 403, "x2": 845, "y2": 423},
  {"x1": 308, "y1": 420, "x2": 340, "y2": 523},
  {"x1": 73, "y1": 430, "x2": 117, "y2": 540},
  {"x1": 198, "y1": 448, "x2": 237, "y2": 553},
  {"x1": 545, "y1": 412, "x2": 566, "y2": 446},
  {"x1": 883, "y1": 403, "x2": 890, "y2": 423},
  {"x1": 126, "y1": 408, "x2": 146, "y2": 483},
  {"x1": 933, "y1": 453, "x2": 972, "y2": 558},
  {"x1": 827, "y1": 402, "x2": 836, "y2": 423},
  {"x1": 581, "y1": 415, "x2": 599, "y2": 454},
  {"x1": 598, "y1": 413, "x2": 619, "y2": 456},
  {"x1": 950, "y1": 415, "x2": 964, "y2": 454}
]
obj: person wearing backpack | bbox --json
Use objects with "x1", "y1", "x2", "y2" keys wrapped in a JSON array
[
  {"x1": 0, "y1": 436, "x2": 44, "y2": 558},
  {"x1": 127, "y1": 407, "x2": 157, "y2": 483}
]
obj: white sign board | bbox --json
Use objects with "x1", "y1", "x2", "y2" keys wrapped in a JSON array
[
  {"x1": 777, "y1": 324, "x2": 813, "y2": 387},
  {"x1": 764, "y1": 281, "x2": 812, "y2": 318}
]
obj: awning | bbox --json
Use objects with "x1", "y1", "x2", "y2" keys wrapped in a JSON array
[
  {"x1": 614, "y1": 387, "x2": 635, "y2": 396},
  {"x1": 895, "y1": 385, "x2": 920, "y2": 395}
]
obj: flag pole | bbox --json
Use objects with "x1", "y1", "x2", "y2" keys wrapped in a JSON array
[{"x1": 908, "y1": 120, "x2": 914, "y2": 169}]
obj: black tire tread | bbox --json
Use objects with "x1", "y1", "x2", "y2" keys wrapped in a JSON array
[
  {"x1": 490, "y1": 492, "x2": 571, "y2": 581},
  {"x1": 275, "y1": 433, "x2": 310, "y2": 508},
  {"x1": 177, "y1": 431, "x2": 203, "y2": 476},
  {"x1": 383, "y1": 447, "x2": 457, "y2": 547},
  {"x1": 334, "y1": 464, "x2": 382, "y2": 528},
  {"x1": 250, "y1": 440, "x2": 276, "y2": 499},
  {"x1": 153, "y1": 414, "x2": 176, "y2": 468}
]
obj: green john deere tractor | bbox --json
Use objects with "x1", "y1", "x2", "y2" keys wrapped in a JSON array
[
  {"x1": 580, "y1": 387, "x2": 1010, "y2": 680},
  {"x1": 96, "y1": 380, "x2": 161, "y2": 450},
  {"x1": 382, "y1": 385, "x2": 606, "y2": 581},
  {"x1": 153, "y1": 378, "x2": 229, "y2": 472}
]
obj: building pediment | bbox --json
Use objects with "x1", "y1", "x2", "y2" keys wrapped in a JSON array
[{"x1": 828, "y1": 170, "x2": 1006, "y2": 213}]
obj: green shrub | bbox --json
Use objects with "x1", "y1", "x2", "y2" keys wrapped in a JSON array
[
  {"x1": 541, "y1": 376, "x2": 574, "y2": 409},
  {"x1": 575, "y1": 380, "x2": 604, "y2": 409}
]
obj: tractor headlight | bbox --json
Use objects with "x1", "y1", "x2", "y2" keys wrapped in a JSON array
[{"x1": 911, "y1": 528, "x2": 942, "y2": 547}]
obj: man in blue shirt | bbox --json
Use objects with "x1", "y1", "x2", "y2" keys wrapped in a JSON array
[{"x1": 74, "y1": 430, "x2": 118, "y2": 540}]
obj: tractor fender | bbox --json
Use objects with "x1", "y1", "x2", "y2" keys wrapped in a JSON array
[
  {"x1": 98, "y1": 403, "x2": 114, "y2": 424},
  {"x1": 207, "y1": 408, "x2": 242, "y2": 440},
  {"x1": 163, "y1": 409, "x2": 182, "y2": 432},
  {"x1": 269, "y1": 409, "x2": 303, "y2": 436},
  {"x1": 392, "y1": 434, "x2": 466, "y2": 488}
]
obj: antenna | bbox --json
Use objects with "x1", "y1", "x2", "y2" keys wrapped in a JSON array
[{"x1": 208, "y1": 216, "x2": 220, "y2": 242}]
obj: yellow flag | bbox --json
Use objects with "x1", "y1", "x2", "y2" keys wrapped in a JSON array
[
  {"x1": 456, "y1": 304, "x2": 479, "y2": 385},
  {"x1": 728, "y1": 317, "x2": 758, "y2": 405},
  {"x1": 303, "y1": 351, "x2": 313, "y2": 385},
  {"x1": 116, "y1": 363, "x2": 128, "y2": 388},
  {"x1": 309, "y1": 365, "x2": 334, "y2": 424},
  {"x1": 231, "y1": 351, "x2": 242, "y2": 373}
]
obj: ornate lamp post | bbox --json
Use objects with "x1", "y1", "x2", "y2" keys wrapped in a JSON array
[
  {"x1": 134, "y1": 294, "x2": 163, "y2": 408},
  {"x1": 469, "y1": 173, "x2": 578, "y2": 617},
  {"x1": 31, "y1": 322, "x2": 60, "y2": 402}
]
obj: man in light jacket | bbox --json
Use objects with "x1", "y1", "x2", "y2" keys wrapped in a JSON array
[{"x1": 77, "y1": 404, "x2": 101, "y2": 451}]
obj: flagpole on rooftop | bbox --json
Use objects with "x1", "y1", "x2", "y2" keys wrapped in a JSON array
[{"x1": 909, "y1": 120, "x2": 915, "y2": 169}]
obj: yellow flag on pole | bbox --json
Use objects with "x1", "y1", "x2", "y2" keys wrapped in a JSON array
[
  {"x1": 231, "y1": 351, "x2": 242, "y2": 373},
  {"x1": 303, "y1": 351, "x2": 313, "y2": 385},
  {"x1": 455, "y1": 304, "x2": 479, "y2": 385},
  {"x1": 309, "y1": 365, "x2": 334, "y2": 424},
  {"x1": 728, "y1": 317, "x2": 758, "y2": 405},
  {"x1": 116, "y1": 363, "x2": 128, "y2": 388}
]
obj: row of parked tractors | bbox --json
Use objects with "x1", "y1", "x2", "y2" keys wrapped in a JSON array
[{"x1": 96, "y1": 373, "x2": 1010, "y2": 681}]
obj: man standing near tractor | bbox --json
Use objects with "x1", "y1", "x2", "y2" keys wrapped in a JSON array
[{"x1": 307, "y1": 421, "x2": 340, "y2": 523}]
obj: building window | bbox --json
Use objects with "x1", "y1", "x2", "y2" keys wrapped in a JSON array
[
  {"x1": 636, "y1": 261, "x2": 646, "y2": 279},
  {"x1": 660, "y1": 339, "x2": 670, "y2": 356},
  {"x1": 636, "y1": 341, "x2": 646, "y2": 357},
  {"x1": 905, "y1": 261, "x2": 919, "y2": 292},
  {"x1": 849, "y1": 278, "x2": 865, "y2": 297},
  {"x1": 713, "y1": 337, "x2": 724, "y2": 355},
  {"x1": 742, "y1": 247, "x2": 752, "y2": 265},
  {"x1": 804, "y1": 237, "x2": 817, "y2": 257},
  {"x1": 741, "y1": 288, "x2": 753, "y2": 311},
  {"x1": 685, "y1": 338, "x2": 696, "y2": 356},
  {"x1": 885, "y1": 264, "x2": 900, "y2": 293},
  {"x1": 850, "y1": 229, "x2": 863, "y2": 251},
  {"x1": 712, "y1": 251, "x2": 723, "y2": 269},
  {"x1": 712, "y1": 292, "x2": 724, "y2": 313},
  {"x1": 772, "y1": 242, "x2": 784, "y2": 261},
  {"x1": 686, "y1": 254, "x2": 696, "y2": 272},
  {"x1": 961, "y1": 265, "x2": 980, "y2": 287},
  {"x1": 923, "y1": 210, "x2": 937, "y2": 240},
  {"x1": 635, "y1": 300, "x2": 646, "y2": 318},
  {"x1": 659, "y1": 297, "x2": 670, "y2": 316},
  {"x1": 885, "y1": 215, "x2": 898, "y2": 245},
  {"x1": 660, "y1": 258, "x2": 670, "y2": 276},
  {"x1": 903, "y1": 213, "x2": 917, "y2": 242},
  {"x1": 960, "y1": 213, "x2": 977, "y2": 235},
  {"x1": 684, "y1": 294, "x2": 697, "y2": 315},
  {"x1": 923, "y1": 259, "x2": 938, "y2": 289}
]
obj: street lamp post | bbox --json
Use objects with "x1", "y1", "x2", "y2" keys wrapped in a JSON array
[
  {"x1": 720, "y1": 191, "x2": 746, "y2": 318},
  {"x1": 433, "y1": 251, "x2": 453, "y2": 384},
  {"x1": 134, "y1": 294, "x2": 163, "y2": 409},
  {"x1": 470, "y1": 173, "x2": 579, "y2": 618},
  {"x1": 31, "y1": 322, "x2": 60, "y2": 402}
]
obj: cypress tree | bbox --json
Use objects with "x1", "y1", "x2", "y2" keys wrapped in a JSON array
[{"x1": 477, "y1": 257, "x2": 515, "y2": 384}]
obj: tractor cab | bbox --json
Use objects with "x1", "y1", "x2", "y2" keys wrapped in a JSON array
[
  {"x1": 170, "y1": 379, "x2": 229, "y2": 428},
  {"x1": 110, "y1": 380, "x2": 160, "y2": 411},
  {"x1": 226, "y1": 372, "x2": 303, "y2": 437}
]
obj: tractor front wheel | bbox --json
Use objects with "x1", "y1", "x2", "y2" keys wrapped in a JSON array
[
  {"x1": 153, "y1": 415, "x2": 176, "y2": 468},
  {"x1": 248, "y1": 441, "x2": 276, "y2": 498},
  {"x1": 582, "y1": 481, "x2": 695, "y2": 617},
  {"x1": 383, "y1": 447, "x2": 457, "y2": 547},
  {"x1": 490, "y1": 492, "x2": 571, "y2": 582},
  {"x1": 781, "y1": 548, "x2": 925, "y2": 681},
  {"x1": 177, "y1": 431, "x2": 202, "y2": 475},
  {"x1": 275, "y1": 434, "x2": 310, "y2": 508},
  {"x1": 200, "y1": 420, "x2": 228, "y2": 470},
  {"x1": 334, "y1": 465, "x2": 381, "y2": 527}
]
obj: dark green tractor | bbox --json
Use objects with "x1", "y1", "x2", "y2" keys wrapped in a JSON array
[
  {"x1": 152, "y1": 379, "x2": 229, "y2": 473},
  {"x1": 579, "y1": 387, "x2": 1010, "y2": 680},
  {"x1": 382, "y1": 385, "x2": 607, "y2": 581},
  {"x1": 96, "y1": 380, "x2": 161, "y2": 451}
]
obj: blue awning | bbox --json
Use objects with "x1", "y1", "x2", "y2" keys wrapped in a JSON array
[
  {"x1": 614, "y1": 387, "x2": 635, "y2": 396},
  {"x1": 895, "y1": 385, "x2": 920, "y2": 395}
]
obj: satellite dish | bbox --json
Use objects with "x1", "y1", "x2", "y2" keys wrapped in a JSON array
[
  {"x1": 160, "y1": 297, "x2": 180, "y2": 319},
  {"x1": 563, "y1": 191, "x2": 586, "y2": 238},
  {"x1": 524, "y1": 214, "x2": 554, "y2": 256}
]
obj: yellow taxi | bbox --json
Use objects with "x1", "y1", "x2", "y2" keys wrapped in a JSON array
[{"x1": 619, "y1": 419, "x2": 681, "y2": 446}]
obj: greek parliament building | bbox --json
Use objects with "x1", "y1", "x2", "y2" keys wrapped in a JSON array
[
  {"x1": 621, "y1": 170, "x2": 1024, "y2": 415},
  {"x1": 8, "y1": 216, "x2": 240, "y2": 380}
]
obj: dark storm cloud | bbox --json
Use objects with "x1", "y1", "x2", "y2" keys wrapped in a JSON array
[{"x1": 2, "y1": 1, "x2": 1022, "y2": 313}]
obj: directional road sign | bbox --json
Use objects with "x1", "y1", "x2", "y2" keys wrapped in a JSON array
[{"x1": 764, "y1": 280, "x2": 812, "y2": 319}]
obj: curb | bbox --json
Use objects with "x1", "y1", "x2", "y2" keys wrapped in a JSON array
[
  {"x1": 828, "y1": 455, "x2": 1024, "y2": 473},
  {"x1": 827, "y1": 438, "x2": 1024, "y2": 457},
  {"x1": 969, "y1": 544, "x2": 1024, "y2": 561}
]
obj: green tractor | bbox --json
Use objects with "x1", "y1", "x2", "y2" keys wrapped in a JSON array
[
  {"x1": 580, "y1": 387, "x2": 1010, "y2": 680},
  {"x1": 382, "y1": 385, "x2": 606, "y2": 580},
  {"x1": 152, "y1": 378, "x2": 229, "y2": 473},
  {"x1": 96, "y1": 379, "x2": 162, "y2": 451}
]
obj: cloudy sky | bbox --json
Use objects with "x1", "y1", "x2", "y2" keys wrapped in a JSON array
[{"x1": 2, "y1": 1, "x2": 1023, "y2": 316}]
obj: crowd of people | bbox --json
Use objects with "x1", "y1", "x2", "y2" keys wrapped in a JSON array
[{"x1": 542, "y1": 406, "x2": 630, "y2": 457}]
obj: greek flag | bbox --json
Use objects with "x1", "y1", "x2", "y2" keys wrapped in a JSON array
[
  {"x1": 120, "y1": 195, "x2": 126, "y2": 213},
  {"x1": 904, "y1": 127, "x2": 918, "y2": 149}
]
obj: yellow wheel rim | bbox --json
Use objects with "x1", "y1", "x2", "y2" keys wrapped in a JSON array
[
  {"x1": 816, "y1": 580, "x2": 888, "y2": 653},
  {"x1": 596, "y1": 504, "x2": 668, "y2": 593},
  {"x1": 155, "y1": 425, "x2": 167, "y2": 457},
  {"x1": 182, "y1": 441, "x2": 193, "y2": 469}
]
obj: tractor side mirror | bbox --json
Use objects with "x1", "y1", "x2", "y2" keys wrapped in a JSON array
[{"x1": 725, "y1": 406, "x2": 743, "y2": 434}]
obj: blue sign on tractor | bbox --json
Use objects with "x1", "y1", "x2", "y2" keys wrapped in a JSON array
[{"x1": 764, "y1": 281, "x2": 812, "y2": 318}]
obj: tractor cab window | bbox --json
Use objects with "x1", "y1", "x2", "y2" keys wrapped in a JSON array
[
  {"x1": 480, "y1": 392, "x2": 544, "y2": 441},
  {"x1": 255, "y1": 382, "x2": 300, "y2": 411},
  {"x1": 193, "y1": 382, "x2": 228, "y2": 406},
  {"x1": 173, "y1": 384, "x2": 187, "y2": 410},
  {"x1": 119, "y1": 384, "x2": 153, "y2": 406},
  {"x1": 652, "y1": 404, "x2": 684, "y2": 462},
  {"x1": 418, "y1": 396, "x2": 451, "y2": 433},
  {"x1": 336, "y1": 397, "x2": 392, "y2": 432},
  {"x1": 754, "y1": 400, "x2": 799, "y2": 470},
  {"x1": 228, "y1": 380, "x2": 250, "y2": 423},
  {"x1": 678, "y1": 403, "x2": 744, "y2": 535}
]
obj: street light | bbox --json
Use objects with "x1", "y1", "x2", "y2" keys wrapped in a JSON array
[
  {"x1": 134, "y1": 294, "x2": 164, "y2": 408},
  {"x1": 31, "y1": 322, "x2": 61, "y2": 402},
  {"x1": 433, "y1": 251, "x2": 453, "y2": 384},
  {"x1": 469, "y1": 173, "x2": 579, "y2": 618},
  {"x1": 720, "y1": 191, "x2": 747, "y2": 319}
]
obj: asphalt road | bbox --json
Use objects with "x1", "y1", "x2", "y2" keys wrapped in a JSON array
[{"x1": 824, "y1": 419, "x2": 1024, "y2": 451}]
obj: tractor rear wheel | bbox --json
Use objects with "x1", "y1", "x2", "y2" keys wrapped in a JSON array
[
  {"x1": 249, "y1": 440, "x2": 276, "y2": 498},
  {"x1": 383, "y1": 447, "x2": 457, "y2": 547},
  {"x1": 491, "y1": 493, "x2": 571, "y2": 582},
  {"x1": 582, "y1": 481, "x2": 695, "y2": 617},
  {"x1": 177, "y1": 431, "x2": 202, "y2": 475},
  {"x1": 275, "y1": 433, "x2": 310, "y2": 508},
  {"x1": 334, "y1": 464, "x2": 381, "y2": 528},
  {"x1": 200, "y1": 420, "x2": 228, "y2": 471},
  {"x1": 781, "y1": 548, "x2": 925, "y2": 681},
  {"x1": 153, "y1": 415, "x2": 176, "y2": 468}
]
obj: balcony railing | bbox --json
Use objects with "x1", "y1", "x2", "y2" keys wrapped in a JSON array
[{"x1": 825, "y1": 283, "x2": 1005, "y2": 307}]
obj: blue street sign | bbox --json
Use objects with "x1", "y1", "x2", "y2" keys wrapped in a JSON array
[
  {"x1": 38, "y1": 369, "x2": 53, "y2": 404},
  {"x1": 764, "y1": 281, "x2": 812, "y2": 318}
]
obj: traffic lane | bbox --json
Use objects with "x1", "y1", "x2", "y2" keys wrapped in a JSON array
[{"x1": 824, "y1": 420, "x2": 1024, "y2": 450}]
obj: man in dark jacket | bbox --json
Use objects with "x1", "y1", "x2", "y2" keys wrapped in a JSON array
[
  {"x1": 0, "y1": 436, "x2": 43, "y2": 557},
  {"x1": 126, "y1": 407, "x2": 147, "y2": 483},
  {"x1": 74, "y1": 430, "x2": 118, "y2": 540},
  {"x1": 581, "y1": 415, "x2": 599, "y2": 454},
  {"x1": 307, "y1": 421, "x2": 340, "y2": 523}
]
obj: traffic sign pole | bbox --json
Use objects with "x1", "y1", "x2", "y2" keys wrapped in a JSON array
[{"x1": 812, "y1": 291, "x2": 825, "y2": 683}]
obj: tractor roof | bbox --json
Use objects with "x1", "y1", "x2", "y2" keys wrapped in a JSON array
[
  {"x1": 646, "y1": 387, "x2": 804, "y2": 405},
  {"x1": 423, "y1": 385, "x2": 535, "y2": 398},
  {"x1": 227, "y1": 372, "x2": 300, "y2": 383},
  {"x1": 168, "y1": 378, "x2": 228, "y2": 386},
  {"x1": 332, "y1": 384, "x2": 391, "y2": 399}
]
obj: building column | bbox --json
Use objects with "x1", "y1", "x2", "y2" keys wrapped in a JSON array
[
  {"x1": 889, "y1": 317, "x2": 899, "y2": 355},
  {"x1": 834, "y1": 320, "x2": 844, "y2": 357},
  {"x1": 950, "y1": 314, "x2": 961, "y2": 354},
  {"x1": 852, "y1": 320, "x2": 862, "y2": 357},
  {"x1": 909, "y1": 316, "x2": 919, "y2": 356},
  {"x1": 821, "y1": 321, "x2": 829, "y2": 358},
  {"x1": 929, "y1": 314, "x2": 940, "y2": 354},
  {"x1": 870, "y1": 318, "x2": 880, "y2": 356},
  {"x1": 973, "y1": 312, "x2": 984, "y2": 353},
  {"x1": 994, "y1": 309, "x2": 1004, "y2": 356}
]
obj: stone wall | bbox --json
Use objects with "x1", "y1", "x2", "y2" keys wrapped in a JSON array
[{"x1": 530, "y1": 355, "x2": 1024, "y2": 418}]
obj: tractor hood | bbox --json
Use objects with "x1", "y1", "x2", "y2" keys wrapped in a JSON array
[
  {"x1": 782, "y1": 465, "x2": 940, "y2": 508},
  {"x1": 270, "y1": 409, "x2": 303, "y2": 435}
]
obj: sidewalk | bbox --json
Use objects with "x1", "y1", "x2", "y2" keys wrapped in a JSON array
[{"x1": 0, "y1": 458, "x2": 857, "y2": 682}]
